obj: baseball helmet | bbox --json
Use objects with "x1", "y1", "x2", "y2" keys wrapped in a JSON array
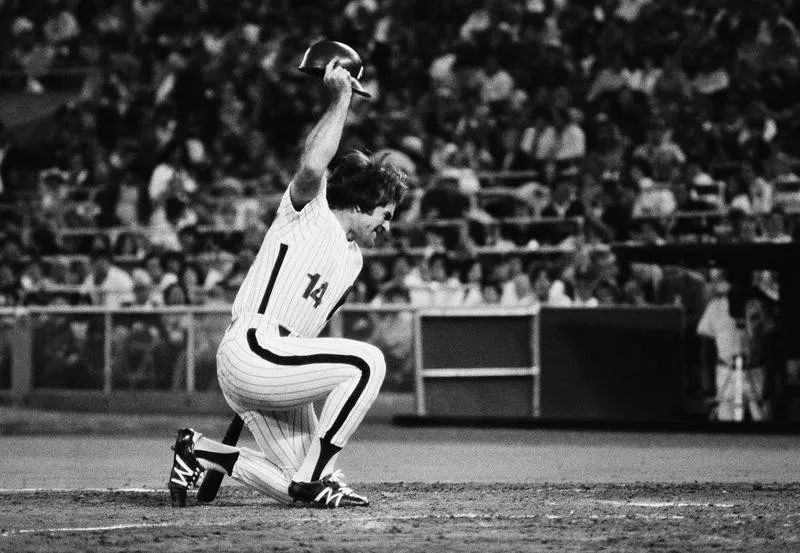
[{"x1": 298, "y1": 40, "x2": 371, "y2": 98}]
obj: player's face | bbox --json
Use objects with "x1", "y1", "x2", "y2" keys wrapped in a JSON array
[{"x1": 354, "y1": 203, "x2": 396, "y2": 247}]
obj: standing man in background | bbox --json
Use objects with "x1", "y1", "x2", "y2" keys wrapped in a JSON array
[{"x1": 167, "y1": 58, "x2": 407, "y2": 508}]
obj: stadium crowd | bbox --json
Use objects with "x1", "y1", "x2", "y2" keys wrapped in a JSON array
[{"x1": 1, "y1": 0, "x2": 798, "y2": 314}]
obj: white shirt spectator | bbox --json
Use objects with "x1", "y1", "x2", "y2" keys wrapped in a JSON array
[
  {"x1": 738, "y1": 119, "x2": 778, "y2": 145},
  {"x1": 131, "y1": 267, "x2": 177, "y2": 306},
  {"x1": 429, "y1": 53, "x2": 458, "y2": 94},
  {"x1": 536, "y1": 123, "x2": 586, "y2": 161},
  {"x1": 587, "y1": 67, "x2": 628, "y2": 102},
  {"x1": 460, "y1": 8, "x2": 490, "y2": 41},
  {"x1": 632, "y1": 178, "x2": 677, "y2": 218},
  {"x1": 625, "y1": 67, "x2": 663, "y2": 95},
  {"x1": 148, "y1": 163, "x2": 197, "y2": 203},
  {"x1": 480, "y1": 70, "x2": 515, "y2": 104},
  {"x1": 690, "y1": 173, "x2": 724, "y2": 208},
  {"x1": 409, "y1": 279, "x2": 465, "y2": 307},
  {"x1": 615, "y1": 0, "x2": 652, "y2": 22},
  {"x1": 730, "y1": 177, "x2": 774, "y2": 215},
  {"x1": 547, "y1": 280, "x2": 573, "y2": 306},
  {"x1": 461, "y1": 284, "x2": 483, "y2": 306},
  {"x1": 44, "y1": 10, "x2": 81, "y2": 44},
  {"x1": 344, "y1": 0, "x2": 378, "y2": 20},
  {"x1": 500, "y1": 275, "x2": 538, "y2": 307},
  {"x1": 691, "y1": 69, "x2": 730, "y2": 95},
  {"x1": 81, "y1": 266, "x2": 135, "y2": 307},
  {"x1": 571, "y1": 296, "x2": 599, "y2": 308}
]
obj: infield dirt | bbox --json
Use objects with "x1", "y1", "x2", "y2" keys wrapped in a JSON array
[{"x1": 2, "y1": 483, "x2": 799, "y2": 552}]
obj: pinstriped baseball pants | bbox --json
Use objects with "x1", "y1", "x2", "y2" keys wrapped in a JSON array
[{"x1": 216, "y1": 316, "x2": 386, "y2": 475}]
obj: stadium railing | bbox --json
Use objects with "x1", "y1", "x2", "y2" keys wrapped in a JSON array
[
  {"x1": 0, "y1": 304, "x2": 421, "y2": 397},
  {"x1": 0, "y1": 303, "x2": 697, "y2": 420}
]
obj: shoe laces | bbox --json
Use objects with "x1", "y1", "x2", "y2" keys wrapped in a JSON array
[{"x1": 326, "y1": 470, "x2": 353, "y2": 494}]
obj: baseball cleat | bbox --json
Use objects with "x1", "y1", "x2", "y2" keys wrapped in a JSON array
[
  {"x1": 168, "y1": 428, "x2": 205, "y2": 507},
  {"x1": 288, "y1": 470, "x2": 369, "y2": 508}
]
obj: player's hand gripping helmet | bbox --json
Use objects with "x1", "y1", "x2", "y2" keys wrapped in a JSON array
[{"x1": 298, "y1": 40, "x2": 371, "y2": 98}]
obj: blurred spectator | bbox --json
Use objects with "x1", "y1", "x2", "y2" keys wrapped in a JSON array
[
  {"x1": 80, "y1": 249, "x2": 134, "y2": 307},
  {"x1": 32, "y1": 305, "x2": 94, "y2": 388},
  {"x1": 481, "y1": 281, "x2": 502, "y2": 305},
  {"x1": 494, "y1": 256, "x2": 527, "y2": 306},
  {"x1": 534, "y1": 107, "x2": 586, "y2": 163},
  {"x1": 362, "y1": 259, "x2": 389, "y2": 303},
  {"x1": 587, "y1": 51, "x2": 630, "y2": 104},
  {"x1": 687, "y1": 171, "x2": 725, "y2": 211},
  {"x1": 477, "y1": 54, "x2": 515, "y2": 106},
  {"x1": 728, "y1": 209, "x2": 762, "y2": 243},
  {"x1": 772, "y1": 172, "x2": 800, "y2": 213},
  {"x1": 373, "y1": 254, "x2": 420, "y2": 301},
  {"x1": 0, "y1": 262, "x2": 21, "y2": 306},
  {"x1": 555, "y1": 268, "x2": 593, "y2": 307},
  {"x1": 690, "y1": 50, "x2": 731, "y2": 96},
  {"x1": 630, "y1": 157, "x2": 677, "y2": 218},
  {"x1": 621, "y1": 278, "x2": 649, "y2": 306},
  {"x1": 19, "y1": 258, "x2": 55, "y2": 305},
  {"x1": 9, "y1": 17, "x2": 55, "y2": 93},
  {"x1": 114, "y1": 232, "x2": 147, "y2": 259},
  {"x1": 763, "y1": 207, "x2": 793, "y2": 242},
  {"x1": 655, "y1": 265, "x2": 708, "y2": 328},
  {"x1": 541, "y1": 178, "x2": 584, "y2": 219},
  {"x1": 585, "y1": 114, "x2": 628, "y2": 179},
  {"x1": 135, "y1": 252, "x2": 178, "y2": 306},
  {"x1": 632, "y1": 119, "x2": 686, "y2": 183},
  {"x1": 458, "y1": 258, "x2": 485, "y2": 306},
  {"x1": 594, "y1": 279, "x2": 619, "y2": 306},
  {"x1": 410, "y1": 252, "x2": 464, "y2": 306},
  {"x1": 130, "y1": 270, "x2": 159, "y2": 308},
  {"x1": 652, "y1": 55, "x2": 692, "y2": 102},
  {"x1": 632, "y1": 178, "x2": 677, "y2": 218},
  {"x1": 420, "y1": 175, "x2": 472, "y2": 220},
  {"x1": 180, "y1": 263, "x2": 206, "y2": 305},
  {"x1": 43, "y1": 2, "x2": 81, "y2": 48},
  {"x1": 367, "y1": 284, "x2": 414, "y2": 390}
]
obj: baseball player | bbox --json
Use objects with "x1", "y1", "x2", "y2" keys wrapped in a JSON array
[{"x1": 167, "y1": 58, "x2": 407, "y2": 508}]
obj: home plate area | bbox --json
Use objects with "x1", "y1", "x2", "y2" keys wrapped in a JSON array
[{"x1": 2, "y1": 483, "x2": 799, "y2": 552}]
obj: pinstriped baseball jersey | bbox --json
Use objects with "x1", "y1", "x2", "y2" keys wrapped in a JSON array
[{"x1": 231, "y1": 184, "x2": 362, "y2": 338}]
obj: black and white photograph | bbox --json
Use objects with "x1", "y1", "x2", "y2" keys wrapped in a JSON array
[{"x1": 1, "y1": 0, "x2": 800, "y2": 551}]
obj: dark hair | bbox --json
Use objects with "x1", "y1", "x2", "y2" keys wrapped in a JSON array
[
  {"x1": 143, "y1": 251, "x2": 162, "y2": 267},
  {"x1": 180, "y1": 262, "x2": 205, "y2": 284},
  {"x1": 383, "y1": 284, "x2": 411, "y2": 303},
  {"x1": 161, "y1": 251, "x2": 186, "y2": 272},
  {"x1": 113, "y1": 232, "x2": 138, "y2": 255},
  {"x1": 327, "y1": 150, "x2": 408, "y2": 212},
  {"x1": 163, "y1": 282, "x2": 189, "y2": 305},
  {"x1": 629, "y1": 157, "x2": 653, "y2": 178},
  {"x1": 427, "y1": 252, "x2": 449, "y2": 271}
]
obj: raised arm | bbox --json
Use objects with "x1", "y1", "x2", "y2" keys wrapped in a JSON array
[{"x1": 290, "y1": 59, "x2": 356, "y2": 210}]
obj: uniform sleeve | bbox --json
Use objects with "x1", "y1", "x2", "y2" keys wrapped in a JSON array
[{"x1": 272, "y1": 183, "x2": 330, "y2": 239}]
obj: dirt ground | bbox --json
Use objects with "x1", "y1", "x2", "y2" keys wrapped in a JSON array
[
  {"x1": 2, "y1": 483, "x2": 799, "y2": 553},
  {"x1": 3, "y1": 407, "x2": 800, "y2": 552}
]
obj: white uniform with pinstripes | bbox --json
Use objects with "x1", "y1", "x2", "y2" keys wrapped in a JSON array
[{"x1": 216, "y1": 185, "x2": 386, "y2": 486}]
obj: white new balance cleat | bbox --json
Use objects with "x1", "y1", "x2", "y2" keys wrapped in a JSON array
[
  {"x1": 288, "y1": 470, "x2": 369, "y2": 508},
  {"x1": 168, "y1": 428, "x2": 205, "y2": 507}
]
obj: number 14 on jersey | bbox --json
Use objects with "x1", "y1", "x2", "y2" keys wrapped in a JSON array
[{"x1": 303, "y1": 273, "x2": 328, "y2": 308}]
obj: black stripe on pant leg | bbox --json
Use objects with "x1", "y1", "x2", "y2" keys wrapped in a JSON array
[{"x1": 246, "y1": 329, "x2": 370, "y2": 444}]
